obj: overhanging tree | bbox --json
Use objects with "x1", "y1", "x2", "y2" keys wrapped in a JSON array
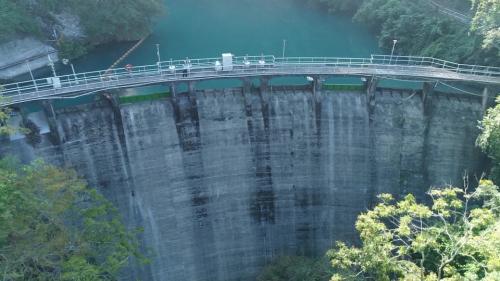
[
  {"x1": 327, "y1": 180, "x2": 500, "y2": 281},
  {"x1": 471, "y1": 0, "x2": 500, "y2": 49},
  {"x1": 478, "y1": 96, "x2": 500, "y2": 182},
  {"x1": 0, "y1": 157, "x2": 144, "y2": 281}
]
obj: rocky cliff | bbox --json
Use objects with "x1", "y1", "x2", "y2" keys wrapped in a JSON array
[{"x1": 0, "y1": 85, "x2": 485, "y2": 281}]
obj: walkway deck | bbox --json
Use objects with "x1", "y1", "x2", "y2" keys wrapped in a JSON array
[{"x1": 1, "y1": 55, "x2": 499, "y2": 106}]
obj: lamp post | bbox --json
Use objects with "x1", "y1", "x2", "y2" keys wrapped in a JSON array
[
  {"x1": 62, "y1": 58, "x2": 77, "y2": 84},
  {"x1": 389, "y1": 39, "x2": 398, "y2": 64}
]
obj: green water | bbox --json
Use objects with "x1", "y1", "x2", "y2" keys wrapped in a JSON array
[
  {"x1": 24, "y1": 0, "x2": 486, "y2": 98},
  {"x1": 69, "y1": 0, "x2": 379, "y2": 80},
  {"x1": 22, "y1": 0, "x2": 483, "y2": 108}
]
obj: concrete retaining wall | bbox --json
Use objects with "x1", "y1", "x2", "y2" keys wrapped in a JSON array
[{"x1": 0, "y1": 86, "x2": 485, "y2": 281}]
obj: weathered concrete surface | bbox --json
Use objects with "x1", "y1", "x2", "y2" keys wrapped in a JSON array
[
  {"x1": 0, "y1": 38, "x2": 58, "y2": 79},
  {"x1": 0, "y1": 86, "x2": 485, "y2": 281}
]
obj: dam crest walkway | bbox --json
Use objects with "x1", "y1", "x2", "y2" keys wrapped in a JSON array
[{"x1": 1, "y1": 54, "x2": 499, "y2": 106}]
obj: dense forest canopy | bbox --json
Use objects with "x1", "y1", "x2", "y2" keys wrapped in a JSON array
[
  {"x1": 311, "y1": 0, "x2": 499, "y2": 66},
  {"x1": 0, "y1": 159, "x2": 143, "y2": 280}
]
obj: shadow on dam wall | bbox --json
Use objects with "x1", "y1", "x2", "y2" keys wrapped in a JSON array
[{"x1": 0, "y1": 85, "x2": 486, "y2": 281}]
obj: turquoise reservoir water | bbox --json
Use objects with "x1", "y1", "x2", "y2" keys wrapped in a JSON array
[
  {"x1": 69, "y1": 0, "x2": 380, "y2": 79},
  {"x1": 23, "y1": 0, "x2": 479, "y2": 96},
  {"x1": 20, "y1": 0, "x2": 385, "y2": 110}
]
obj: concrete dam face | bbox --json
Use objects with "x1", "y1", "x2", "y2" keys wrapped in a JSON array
[{"x1": 0, "y1": 85, "x2": 485, "y2": 281}]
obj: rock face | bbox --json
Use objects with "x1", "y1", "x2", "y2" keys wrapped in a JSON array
[
  {"x1": 0, "y1": 86, "x2": 485, "y2": 281},
  {"x1": 53, "y1": 12, "x2": 85, "y2": 40},
  {"x1": 0, "y1": 38, "x2": 58, "y2": 80}
]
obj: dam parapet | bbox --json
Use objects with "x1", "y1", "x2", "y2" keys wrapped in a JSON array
[{"x1": 0, "y1": 85, "x2": 485, "y2": 281}]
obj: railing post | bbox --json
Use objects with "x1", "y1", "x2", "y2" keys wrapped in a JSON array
[{"x1": 83, "y1": 73, "x2": 88, "y2": 88}]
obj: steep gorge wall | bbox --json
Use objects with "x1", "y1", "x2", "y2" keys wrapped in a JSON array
[{"x1": 0, "y1": 86, "x2": 484, "y2": 281}]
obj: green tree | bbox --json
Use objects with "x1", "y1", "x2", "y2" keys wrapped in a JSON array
[
  {"x1": 0, "y1": 0, "x2": 40, "y2": 42},
  {"x1": 0, "y1": 159, "x2": 143, "y2": 280},
  {"x1": 0, "y1": 0, "x2": 165, "y2": 59},
  {"x1": 0, "y1": 95, "x2": 14, "y2": 136},
  {"x1": 471, "y1": 0, "x2": 500, "y2": 49},
  {"x1": 478, "y1": 96, "x2": 500, "y2": 182},
  {"x1": 312, "y1": 0, "x2": 499, "y2": 66},
  {"x1": 327, "y1": 180, "x2": 500, "y2": 281},
  {"x1": 65, "y1": 0, "x2": 165, "y2": 44}
]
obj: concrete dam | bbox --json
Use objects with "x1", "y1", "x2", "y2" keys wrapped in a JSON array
[{"x1": 0, "y1": 83, "x2": 486, "y2": 281}]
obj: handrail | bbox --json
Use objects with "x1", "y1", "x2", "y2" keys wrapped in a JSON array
[{"x1": 0, "y1": 54, "x2": 499, "y2": 106}]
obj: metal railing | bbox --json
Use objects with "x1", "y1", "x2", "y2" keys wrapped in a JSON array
[{"x1": 0, "y1": 54, "x2": 499, "y2": 106}]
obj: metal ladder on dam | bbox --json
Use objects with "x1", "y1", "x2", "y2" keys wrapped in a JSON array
[{"x1": 1, "y1": 54, "x2": 499, "y2": 106}]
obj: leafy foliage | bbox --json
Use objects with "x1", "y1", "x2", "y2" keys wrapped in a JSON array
[
  {"x1": 0, "y1": 0, "x2": 40, "y2": 42},
  {"x1": 0, "y1": 159, "x2": 143, "y2": 280},
  {"x1": 478, "y1": 96, "x2": 500, "y2": 182},
  {"x1": 0, "y1": 0, "x2": 165, "y2": 58},
  {"x1": 314, "y1": 0, "x2": 499, "y2": 66},
  {"x1": 0, "y1": 96, "x2": 14, "y2": 136},
  {"x1": 67, "y1": 0, "x2": 165, "y2": 44},
  {"x1": 58, "y1": 40, "x2": 88, "y2": 61},
  {"x1": 327, "y1": 180, "x2": 500, "y2": 281},
  {"x1": 257, "y1": 256, "x2": 333, "y2": 281},
  {"x1": 471, "y1": 0, "x2": 500, "y2": 49}
]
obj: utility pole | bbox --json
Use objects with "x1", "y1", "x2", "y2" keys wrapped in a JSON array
[
  {"x1": 62, "y1": 58, "x2": 77, "y2": 83},
  {"x1": 389, "y1": 39, "x2": 398, "y2": 64},
  {"x1": 70, "y1": 63, "x2": 77, "y2": 83}
]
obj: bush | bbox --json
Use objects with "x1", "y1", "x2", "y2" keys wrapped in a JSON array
[
  {"x1": 59, "y1": 40, "x2": 88, "y2": 60},
  {"x1": 0, "y1": 159, "x2": 144, "y2": 280}
]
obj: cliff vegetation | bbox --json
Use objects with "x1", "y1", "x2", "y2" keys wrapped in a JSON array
[
  {"x1": 310, "y1": 0, "x2": 499, "y2": 66},
  {"x1": 0, "y1": 158, "x2": 144, "y2": 280},
  {"x1": 0, "y1": 102, "x2": 143, "y2": 281},
  {"x1": 0, "y1": 0, "x2": 165, "y2": 58}
]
